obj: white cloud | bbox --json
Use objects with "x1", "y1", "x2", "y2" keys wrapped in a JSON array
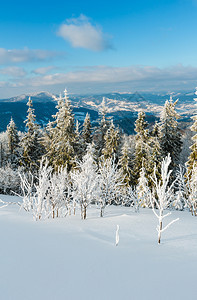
[
  {"x1": 0, "y1": 66, "x2": 27, "y2": 77},
  {"x1": 17, "y1": 64, "x2": 197, "y2": 86},
  {"x1": 1, "y1": 64, "x2": 197, "y2": 98},
  {"x1": 0, "y1": 48, "x2": 60, "y2": 64},
  {"x1": 33, "y1": 66, "x2": 56, "y2": 75},
  {"x1": 57, "y1": 15, "x2": 112, "y2": 51}
]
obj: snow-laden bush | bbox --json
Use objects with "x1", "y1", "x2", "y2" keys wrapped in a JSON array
[
  {"x1": 122, "y1": 186, "x2": 138, "y2": 211},
  {"x1": 19, "y1": 159, "x2": 72, "y2": 220},
  {"x1": 33, "y1": 160, "x2": 52, "y2": 220},
  {"x1": 19, "y1": 171, "x2": 34, "y2": 211},
  {"x1": 19, "y1": 160, "x2": 51, "y2": 220},
  {"x1": 98, "y1": 155, "x2": 126, "y2": 217},
  {"x1": 71, "y1": 145, "x2": 99, "y2": 219},
  {"x1": 49, "y1": 166, "x2": 72, "y2": 218},
  {"x1": 0, "y1": 165, "x2": 21, "y2": 194}
]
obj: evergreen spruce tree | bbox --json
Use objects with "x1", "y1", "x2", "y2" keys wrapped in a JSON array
[
  {"x1": 159, "y1": 96, "x2": 182, "y2": 171},
  {"x1": 186, "y1": 88, "x2": 197, "y2": 175},
  {"x1": 6, "y1": 117, "x2": 20, "y2": 168},
  {"x1": 75, "y1": 119, "x2": 80, "y2": 138},
  {"x1": 136, "y1": 162, "x2": 150, "y2": 207},
  {"x1": 74, "y1": 120, "x2": 83, "y2": 161},
  {"x1": 81, "y1": 113, "x2": 92, "y2": 148},
  {"x1": 147, "y1": 121, "x2": 162, "y2": 185},
  {"x1": 151, "y1": 120, "x2": 160, "y2": 138},
  {"x1": 94, "y1": 97, "x2": 111, "y2": 160},
  {"x1": 102, "y1": 119, "x2": 120, "y2": 161},
  {"x1": 20, "y1": 97, "x2": 43, "y2": 172},
  {"x1": 119, "y1": 140, "x2": 132, "y2": 186},
  {"x1": 42, "y1": 89, "x2": 76, "y2": 171},
  {"x1": 133, "y1": 111, "x2": 149, "y2": 184}
]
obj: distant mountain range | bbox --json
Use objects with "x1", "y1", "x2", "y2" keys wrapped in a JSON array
[{"x1": 0, "y1": 91, "x2": 195, "y2": 134}]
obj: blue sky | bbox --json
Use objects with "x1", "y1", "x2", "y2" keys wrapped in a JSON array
[{"x1": 1, "y1": 0, "x2": 197, "y2": 97}]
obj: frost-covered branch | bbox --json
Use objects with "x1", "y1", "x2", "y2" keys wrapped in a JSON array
[
  {"x1": 18, "y1": 171, "x2": 34, "y2": 212},
  {"x1": 159, "y1": 217, "x2": 179, "y2": 233},
  {"x1": 0, "y1": 198, "x2": 21, "y2": 209}
]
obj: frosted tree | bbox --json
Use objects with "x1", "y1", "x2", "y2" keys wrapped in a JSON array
[
  {"x1": 94, "y1": 97, "x2": 111, "y2": 160},
  {"x1": 123, "y1": 186, "x2": 138, "y2": 210},
  {"x1": 19, "y1": 159, "x2": 73, "y2": 220},
  {"x1": 179, "y1": 128, "x2": 193, "y2": 165},
  {"x1": 150, "y1": 154, "x2": 179, "y2": 244},
  {"x1": 75, "y1": 119, "x2": 80, "y2": 139},
  {"x1": 19, "y1": 171, "x2": 34, "y2": 212},
  {"x1": 102, "y1": 119, "x2": 120, "y2": 161},
  {"x1": 0, "y1": 132, "x2": 8, "y2": 167},
  {"x1": 0, "y1": 165, "x2": 21, "y2": 194},
  {"x1": 133, "y1": 111, "x2": 150, "y2": 184},
  {"x1": 48, "y1": 166, "x2": 71, "y2": 218},
  {"x1": 19, "y1": 159, "x2": 52, "y2": 220},
  {"x1": 151, "y1": 120, "x2": 160, "y2": 138},
  {"x1": 41, "y1": 121, "x2": 52, "y2": 156},
  {"x1": 171, "y1": 165, "x2": 187, "y2": 211},
  {"x1": 186, "y1": 163, "x2": 197, "y2": 216},
  {"x1": 42, "y1": 90, "x2": 76, "y2": 171},
  {"x1": 81, "y1": 113, "x2": 92, "y2": 150},
  {"x1": 98, "y1": 155, "x2": 125, "y2": 217},
  {"x1": 119, "y1": 140, "x2": 132, "y2": 186},
  {"x1": 74, "y1": 120, "x2": 83, "y2": 161},
  {"x1": 20, "y1": 97, "x2": 43, "y2": 173},
  {"x1": 32, "y1": 159, "x2": 52, "y2": 220},
  {"x1": 136, "y1": 162, "x2": 150, "y2": 208},
  {"x1": 159, "y1": 96, "x2": 182, "y2": 172},
  {"x1": 147, "y1": 121, "x2": 162, "y2": 185},
  {"x1": 186, "y1": 88, "x2": 197, "y2": 176},
  {"x1": 71, "y1": 144, "x2": 99, "y2": 219},
  {"x1": 6, "y1": 117, "x2": 20, "y2": 168}
]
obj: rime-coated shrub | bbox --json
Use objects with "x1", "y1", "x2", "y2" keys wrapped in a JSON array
[{"x1": 0, "y1": 165, "x2": 21, "y2": 194}]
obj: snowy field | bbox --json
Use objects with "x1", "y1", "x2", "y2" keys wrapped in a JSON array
[{"x1": 0, "y1": 195, "x2": 197, "y2": 300}]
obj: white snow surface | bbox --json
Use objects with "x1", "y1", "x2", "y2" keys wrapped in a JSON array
[{"x1": 0, "y1": 194, "x2": 196, "y2": 300}]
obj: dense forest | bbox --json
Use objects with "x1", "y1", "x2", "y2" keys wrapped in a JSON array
[{"x1": 0, "y1": 89, "x2": 196, "y2": 234}]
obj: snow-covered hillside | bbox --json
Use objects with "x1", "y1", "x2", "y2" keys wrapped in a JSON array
[{"x1": 0, "y1": 195, "x2": 196, "y2": 300}]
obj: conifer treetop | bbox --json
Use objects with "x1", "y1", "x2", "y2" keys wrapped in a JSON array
[
  {"x1": 160, "y1": 96, "x2": 180, "y2": 125},
  {"x1": 24, "y1": 97, "x2": 38, "y2": 132},
  {"x1": 159, "y1": 95, "x2": 182, "y2": 169},
  {"x1": 134, "y1": 111, "x2": 148, "y2": 139}
]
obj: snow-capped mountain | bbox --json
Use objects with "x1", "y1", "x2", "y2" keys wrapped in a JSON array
[
  {"x1": 0, "y1": 90, "x2": 195, "y2": 133},
  {"x1": 0, "y1": 90, "x2": 195, "y2": 114},
  {"x1": 0, "y1": 91, "x2": 55, "y2": 103}
]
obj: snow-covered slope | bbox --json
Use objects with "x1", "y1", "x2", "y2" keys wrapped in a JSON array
[
  {"x1": 0, "y1": 90, "x2": 196, "y2": 115},
  {"x1": 0, "y1": 90, "x2": 195, "y2": 133},
  {"x1": 0, "y1": 195, "x2": 196, "y2": 300}
]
